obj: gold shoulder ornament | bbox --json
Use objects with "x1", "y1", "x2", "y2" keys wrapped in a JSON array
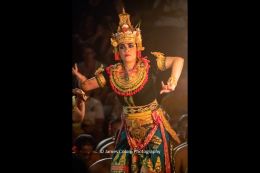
[{"x1": 151, "y1": 52, "x2": 166, "y2": 71}]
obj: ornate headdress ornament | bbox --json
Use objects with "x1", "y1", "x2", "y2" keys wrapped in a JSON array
[{"x1": 111, "y1": 8, "x2": 144, "y2": 60}]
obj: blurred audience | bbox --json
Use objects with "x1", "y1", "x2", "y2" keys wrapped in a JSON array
[
  {"x1": 77, "y1": 44, "x2": 102, "y2": 79},
  {"x1": 108, "y1": 118, "x2": 121, "y2": 138},
  {"x1": 73, "y1": 134, "x2": 101, "y2": 170},
  {"x1": 80, "y1": 95, "x2": 105, "y2": 144},
  {"x1": 176, "y1": 114, "x2": 188, "y2": 143},
  {"x1": 72, "y1": 88, "x2": 88, "y2": 123},
  {"x1": 88, "y1": 158, "x2": 112, "y2": 173},
  {"x1": 173, "y1": 142, "x2": 188, "y2": 173}
]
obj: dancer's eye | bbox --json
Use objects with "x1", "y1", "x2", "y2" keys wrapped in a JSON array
[
  {"x1": 119, "y1": 44, "x2": 125, "y2": 49},
  {"x1": 128, "y1": 43, "x2": 135, "y2": 48}
]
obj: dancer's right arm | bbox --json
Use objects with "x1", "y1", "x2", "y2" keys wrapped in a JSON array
[{"x1": 72, "y1": 64, "x2": 100, "y2": 92}]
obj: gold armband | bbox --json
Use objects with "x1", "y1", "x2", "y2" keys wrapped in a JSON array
[
  {"x1": 95, "y1": 73, "x2": 106, "y2": 88},
  {"x1": 94, "y1": 64, "x2": 106, "y2": 88}
]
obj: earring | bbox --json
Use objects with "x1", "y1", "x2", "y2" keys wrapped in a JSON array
[
  {"x1": 114, "y1": 48, "x2": 120, "y2": 61},
  {"x1": 136, "y1": 50, "x2": 141, "y2": 58}
]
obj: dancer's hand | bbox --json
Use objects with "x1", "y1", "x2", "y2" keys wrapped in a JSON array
[
  {"x1": 72, "y1": 63, "x2": 87, "y2": 83},
  {"x1": 160, "y1": 81, "x2": 176, "y2": 94}
]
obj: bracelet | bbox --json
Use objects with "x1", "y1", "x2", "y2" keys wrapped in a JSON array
[
  {"x1": 167, "y1": 76, "x2": 177, "y2": 86},
  {"x1": 95, "y1": 73, "x2": 106, "y2": 88}
]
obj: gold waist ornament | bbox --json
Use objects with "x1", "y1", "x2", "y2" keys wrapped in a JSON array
[
  {"x1": 122, "y1": 99, "x2": 181, "y2": 144},
  {"x1": 123, "y1": 99, "x2": 159, "y2": 115}
]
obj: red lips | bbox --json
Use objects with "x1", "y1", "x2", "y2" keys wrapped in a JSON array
[{"x1": 125, "y1": 53, "x2": 130, "y2": 57}]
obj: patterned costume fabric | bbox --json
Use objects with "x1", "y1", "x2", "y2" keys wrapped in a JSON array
[{"x1": 94, "y1": 56, "x2": 180, "y2": 173}]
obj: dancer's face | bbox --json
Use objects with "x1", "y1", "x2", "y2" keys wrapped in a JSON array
[{"x1": 118, "y1": 42, "x2": 137, "y2": 63}]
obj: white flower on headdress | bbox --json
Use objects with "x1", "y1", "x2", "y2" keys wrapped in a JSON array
[
  {"x1": 122, "y1": 24, "x2": 129, "y2": 32},
  {"x1": 122, "y1": 24, "x2": 129, "y2": 28}
]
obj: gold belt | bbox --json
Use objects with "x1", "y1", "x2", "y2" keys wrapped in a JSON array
[
  {"x1": 125, "y1": 110, "x2": 154, "y2": 127},
  {"x1": 123, "y1": 99, "x2": 159, "y2": 115}
]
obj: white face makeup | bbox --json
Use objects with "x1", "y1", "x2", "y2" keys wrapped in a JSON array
[{"x1": 118, "y1": 42, "x2": 137, "y2": 63}]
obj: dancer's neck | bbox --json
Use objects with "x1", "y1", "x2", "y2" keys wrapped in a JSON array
[{"x1": 124, "y1": 60, "x2": 137, "y2": 71}]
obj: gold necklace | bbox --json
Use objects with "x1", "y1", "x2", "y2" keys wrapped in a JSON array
[{"x1": 108, "y1": 58, "x2": 150, "y2": 96}]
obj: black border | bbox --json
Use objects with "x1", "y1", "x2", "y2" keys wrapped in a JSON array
[{"x1": 5, "y1": 0, "x2": 257, "y2": 172}]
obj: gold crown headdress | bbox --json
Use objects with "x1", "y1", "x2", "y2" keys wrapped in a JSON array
[{"x1": 111, "y1": 8, "x2": 144, "y2": 60}]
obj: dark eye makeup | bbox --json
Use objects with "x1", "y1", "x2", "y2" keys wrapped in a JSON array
[
  {"x1": 119, "y1": 43, "x2": 135, "y2": 49},
  {"x1": 119, "y1": 44, "x2": 125, "y2": 49},
  {"x1": 128, "y1": 43, "x2": 134, "y2": 48}
]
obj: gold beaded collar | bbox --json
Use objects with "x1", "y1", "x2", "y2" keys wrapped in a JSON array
[{"x1": 106, "y1": 58, "x2": 150, "y2": 96}]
